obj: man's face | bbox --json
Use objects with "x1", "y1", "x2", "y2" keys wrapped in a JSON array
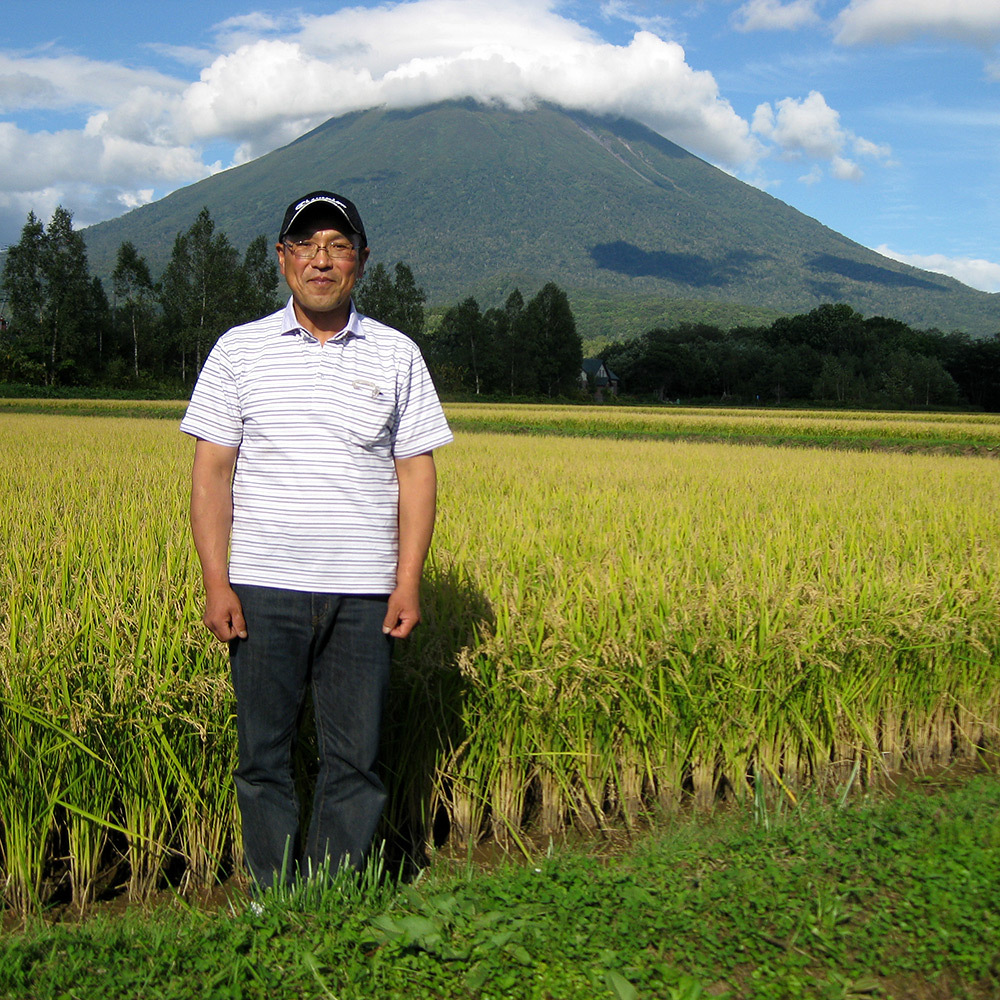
[{"x1": 276, "y1": 223, "x2": 369, "y2": 323}]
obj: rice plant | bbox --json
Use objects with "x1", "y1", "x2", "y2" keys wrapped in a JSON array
[{"x1": 2, "y1": 409, "x2": 999, "y2": 914}]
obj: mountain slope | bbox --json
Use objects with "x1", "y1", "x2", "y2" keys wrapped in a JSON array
[{"x1": 81, "y1": 100, "x2": 999, "y2": 339}]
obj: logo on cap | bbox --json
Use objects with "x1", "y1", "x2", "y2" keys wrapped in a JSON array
[{"x1": 295, "y1": 195, "x2": 347, "y2": 214}]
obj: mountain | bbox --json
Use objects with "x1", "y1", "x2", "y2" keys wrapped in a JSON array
[{"x1": 81, "y1": 100, "x2": 999, "y2": 340}]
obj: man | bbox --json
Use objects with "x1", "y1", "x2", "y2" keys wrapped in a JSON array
[{"x1": 180, "y1": 191, "x2": 452, "y2": 889}]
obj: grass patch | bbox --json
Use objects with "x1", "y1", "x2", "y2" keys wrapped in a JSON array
[
  {"x1": 2, "y1": 773, "x2": 998, "y2": 999},
  {"x1": 441, "y1": 402, "x2": 1000, "y2": 454}
]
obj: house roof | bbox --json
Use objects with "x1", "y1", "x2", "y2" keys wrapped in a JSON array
[{"x1": 581, "y1": 357, "x2": 619, "y2": 384}]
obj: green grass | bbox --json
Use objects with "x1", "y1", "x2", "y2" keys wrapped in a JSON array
[
  {"x1": 2, "y1": 773, "x2": 998, "y2": 1000},
  {"x1": 0, "y1": 398, "x2": 189, "y2": 420}
]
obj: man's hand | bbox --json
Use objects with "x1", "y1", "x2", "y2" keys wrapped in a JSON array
[
  {"x1": 382, "y1": 581, "x2": 420, "y2": 639},
  {"x1": 203, "y1": 583, "x2": 248, "y2": 642},
  {"x1": 389, "y1": 452, "x2": 437, "y2": 640},
  {"x1": 190, "y1": 438, "x2": 243, "y2": 643}
]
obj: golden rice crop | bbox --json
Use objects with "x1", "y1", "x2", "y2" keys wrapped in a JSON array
[{"x1": 1, "y1": 409, "x2": 998, "y2": 914}]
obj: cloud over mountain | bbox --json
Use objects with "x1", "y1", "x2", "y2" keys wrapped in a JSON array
[{"x1": 0, "y1": 0, "x2": 882, "y2": 241}]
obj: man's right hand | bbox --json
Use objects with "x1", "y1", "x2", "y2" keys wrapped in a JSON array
[
  {"x1": 190, "y1": 438, "x2": 244, "y2": 642},
  {"x1": 203, "y1": 585, "x2": 248, "y2": 642}
]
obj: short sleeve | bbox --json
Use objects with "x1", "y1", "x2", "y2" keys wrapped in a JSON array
[
  {"x1": 179, "y1": 340, "x2": 244, "y2": 447},
  {"x1": 391, "y1": 346, "x2": 453, "y2": 459}
]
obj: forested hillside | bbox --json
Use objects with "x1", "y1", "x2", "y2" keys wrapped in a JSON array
[{"x1": 75, "y1": 101, "x2": 1000, "y2": 341}]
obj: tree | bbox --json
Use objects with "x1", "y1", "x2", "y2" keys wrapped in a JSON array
[
  {"x1": 42, "y1": 207, "x2": 93, "y2": 382},
  {"x1": 80, "y1": 277, "x2": 112, "y2": 378},
  {"x1": 766, "y1": 303, "x2": 867, "y2": 355},
  {"x1": 160, "y1": 231, "x2": 194, "y2": 379},
  {"x1": 354, "y1": 261, "x2": 427, "y2": 343},
  {"x1": 1, "y1": 207, "x2": 93, "y2": 384},
  {"x1": 1, "y1": 212, "x2": 46, "y2": 369},
  {"x1": 188, "y1": 208, "x2": 241, "y2": 365},
  {"x1": 236, "y1": 234, "x2": 281, "y2": 323},
  {"x1": 431, "y1": 297, "x2": 487, "y2": 393},
  {"x1": 519, "y1": 283, "x2": 582, "y2": 396},
  {"x1": 390, "y1": 263, "x2": 427, "y2": 344},
  {"x1": 876, "y1": 349, "x2": 960, "y2": 407},
  {"x1": 813, "y1": 354, "x2": 857, "y2": 404},
  {"x1": 160, "y1": 207, "x2": 241, "y2": 380},
  {"x1": 112, "y1": 242, "x2": 154, "y2": 378},
  {"x1": 354, "y1": 262, "x2": 394, "y2": 324},
  {"x1": 945, "y1": 333, "x2": 1000, "y2": 411},
  {"x1": 497, "y1": 289, "x2": 524, "y2": 396}
]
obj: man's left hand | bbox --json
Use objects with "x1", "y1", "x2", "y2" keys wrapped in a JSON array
[{"x1": 383, "y1": 584, "x2": 420, "y2": 638}]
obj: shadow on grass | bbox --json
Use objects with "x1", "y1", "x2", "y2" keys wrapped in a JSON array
[{"x1": 379, "y1": 562, "x2": 493, "y2": 879}]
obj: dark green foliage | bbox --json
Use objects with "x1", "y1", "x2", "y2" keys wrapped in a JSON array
[
  {"x1": 425, "y1": 283, "x2": 582, "y2": 397},
  {"x1": 945, "y1": 333, "x2": 1000, "y2": 411},
  {"x1": 237, "y1": 234, "x2": 282, "y2": 323},
  {"x1": 3, "y1": 200, "x2": 996, "y2": 406},
  {"x1": 1, "y1": 776, "x2": 998, "y2": 998},
  {"x1": 159, "y1": 207, "x2": 243, "y2": 375},
  {"x1": 1, "y1": 207, "x2": 108, "y2": 386},
  {"x1": 2, "y1": 212, "x2": 46, "y2": 344},
  {"x1": 0, "y1": 206, "x2": 285, "y2": 391},
  {"x1": 355, "y1": 261, "x2": 427, "y2": 343},
  {"x1": 112, "y1": 242, "x2": 154, "y2": 379},
  {"x1": 518, "y1": 282, "x2": 583, "y2": 397},
  {"x1": 604, "y1": 304, "x2": 979, "y2": 408},
  {"x1": 428, "y1": 296, "x2": 489, "y2": 393}
]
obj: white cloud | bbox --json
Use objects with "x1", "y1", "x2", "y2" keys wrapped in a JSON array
[
  {"x1": 753, "y1": 91, "x2": 843, "y2": 159},
  {"x1": 876, "y1": 245, "x2": 1000, "y2": 292},
  {"x1": 119, "y1": 189, "x2": 155, "y2": 210},
  {"x1": 852, "y1": 135, "x2": 892, "y2": 159},
  {"x1": 733, "y1": 0, "x2": 821, "y2": 33},
  {"x1": 0, "y1": 120, "x2": 209, "y2": 194},
  {"x1": 0, "y1": 0, "x2": 893, "y2": 243},
  {"x1": 599, "y1": 0, "x2": 679, "y2": 38},
  {"x1": 835, "y1": 0, "x2": 1000, "y2": 47},
  {"x1": 0, "y1": 52, "x2": 182, "y2": 113},
  {"x1": 752, "y1": 90, "x2": 890, "y2": 180},
  {"x1": 831, "y1": 155, "x2": 863, "y2": 181},
  {"x1": 163, "y1": 1, "x2": 762, "y2": 167},
  {"x1": 0, "y1": 183, "x2": 167, "y2": 245},
  {"x1": 211, "y1": 11, "x2": 301, "y2": 51}
]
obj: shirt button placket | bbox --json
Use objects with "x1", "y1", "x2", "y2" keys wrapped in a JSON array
[{"x1": 305, "y1": 334, "x2": 323, "y2": 413}]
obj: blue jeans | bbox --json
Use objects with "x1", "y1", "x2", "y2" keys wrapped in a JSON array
[{"x1": 229, "y1": 585, "x2": 393, "y2": 889}]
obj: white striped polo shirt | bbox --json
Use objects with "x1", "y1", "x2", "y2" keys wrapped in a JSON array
[{"x1": 180, "y1": 298, "x2": 453, "y2": 593}]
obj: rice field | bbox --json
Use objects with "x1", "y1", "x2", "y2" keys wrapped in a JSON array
[{"x1": 2, "y1": 405, "x2": 999, "y2": 914}]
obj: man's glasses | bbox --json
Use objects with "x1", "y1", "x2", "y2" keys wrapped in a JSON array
[{"x1": 283, "y1": 239, "x2": 358, "y2": 261}]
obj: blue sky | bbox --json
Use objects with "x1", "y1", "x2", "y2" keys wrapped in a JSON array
[{"x1": 3, "y1": 0, "x2": 1000, "y2": 292}]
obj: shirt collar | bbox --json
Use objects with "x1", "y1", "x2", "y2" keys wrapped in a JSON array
[{"x1": 279, "y1": 297, "x2": 366, "y2": 342}]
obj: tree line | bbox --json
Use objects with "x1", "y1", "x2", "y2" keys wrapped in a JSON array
[
  {"x1": 602, "y1": 304, "x2": 1000, "y2": 410},
  {"x1": 0, "y1": 205, "x2": 584, "y2": 398},
  {"x1": 1, "y1": 206, "x2": 282, "y2": 391},
  {"x1": 2, "y1": 206, "x2": 997, "y2": 408}
]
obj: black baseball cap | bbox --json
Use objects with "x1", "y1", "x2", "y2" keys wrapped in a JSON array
[{"x1": 278, "y1": 191, "x2": 367, "y2": 246}]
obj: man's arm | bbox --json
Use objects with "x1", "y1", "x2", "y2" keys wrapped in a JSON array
[
  {"x1": 384, "y1": 451, "x2": 437, "y2": 639},
  {"x1": 190, "y1": 438, "x2": 247, "y2": 642}
]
